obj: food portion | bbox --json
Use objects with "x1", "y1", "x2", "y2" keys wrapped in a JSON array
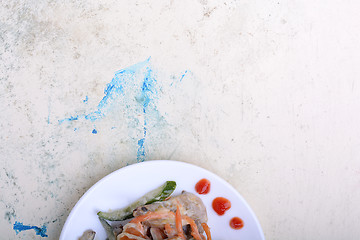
[
  {"x1": 83, "y1": 181, "x2": 212, "y2": 240},
  {"x1": 118, "y1": 191, "x2": 210, "y2": 240}
]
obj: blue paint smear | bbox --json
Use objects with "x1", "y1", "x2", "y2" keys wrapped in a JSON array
[
  {"x1": 137, "y1": 137, "x2": 146, "y2": 162},
  {"x1": 59, "y1": 57, "x2": 151, "y2": 124},
  {"x1": 13, "y1": 221, "x2": 48, "y2": 237},
  {"x1": 83, "y1": 96, "x2": 88, "y2": 103},
  {"x1": 136, "y1": 63, "x2": 157, "y2": 162},
  {"x1": 59, "y1": 57, "x2": 161, "y2": 162},
  {"x1": 179, "y1": 70, "x2": 188, "y2": 81},
  {"x1": 58, "y1": 115, "x2": 78, "y2": 124},
  {"x1": 85, "y1": 57, "x2": 152, "y2": 122},
  {"x1": 170, "y1": 70, "x2": 188, "y2": 86}
]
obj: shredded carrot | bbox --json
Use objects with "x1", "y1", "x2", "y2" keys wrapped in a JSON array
[
  {"x1": 182, "y1": 216, "x2": 203, "y2": 240},
  {"x1": 201, "y1": 223, "x2": 212, "y2": 240},
  {"x1": 126, "y1": 205, "x2": 211, "y2": 240},
  {"x1": 118, "y1": 235, "x2": 131, "y2": 240},
  {"x1": 124, "y1": 227, "x2": 144, "y2": 238},
  {"x1": 135, "y1": 222, "x2": 145, "y2": 237},
  {"x1": 176, "y1": 205, "x2": 186, "y2": 240},
  {"x1": 165, "y1": 223, "x2": 176, "y2": 237},
  {"x1": 121, "y1": 223, "x2": 146, "y2": 239}
]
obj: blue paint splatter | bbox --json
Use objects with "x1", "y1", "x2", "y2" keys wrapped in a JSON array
[
  {"x1": 179, "y1": 70, "x2": 188, "y2": 81},
  {"x1": 170, "y1": 70, "x2": 188, "y2": 86},
  {"x1": 58, "y1": 115, "x2": 78, "y2": 124},
  {"x1": 59, "y1": 57, "x2": 151, "y2": 124},
  {"x1": 13, "y1": 221, "x2": 48, "y2": 237},
  {"x1": 137, "y1": 137, "x2": 146, "y2": 161},
  {"x1": 74, "y1": 127, "x2": 78, "y2": 131},
  {"x1": 59, "y1": 57, "x2": 168, "y2": 162},
  {"x1": 136, "y1": 64, "x2": 157, "y2": 162},
  {"x1": 83, "y1": 96, "x2": 88, "y2": 103}
]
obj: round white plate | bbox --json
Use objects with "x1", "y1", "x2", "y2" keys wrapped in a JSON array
[{"x1": 60, "y1": 160, "x2": 265, "y2": 240}]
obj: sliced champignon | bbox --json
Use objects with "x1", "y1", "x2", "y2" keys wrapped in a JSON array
[
  {"x1": 182, "y1": 224, "x2": 192, "y2": 238},
  {"x1": 113, "y1": 224, "x2": 123, "y2": 237},
  {"x1": 78, "y1": 230, "x2": 96, "y2": 240}
]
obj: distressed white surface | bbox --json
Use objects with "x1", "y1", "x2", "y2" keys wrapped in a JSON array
[{"x1": 1, "y1": 0, "x2": 360, "y2": 239}]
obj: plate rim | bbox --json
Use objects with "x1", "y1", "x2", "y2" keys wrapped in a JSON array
[{"x1": 60, "y1": 160, "x2": 265, "y2": 240}]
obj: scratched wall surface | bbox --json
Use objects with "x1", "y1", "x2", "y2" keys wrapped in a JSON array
[{"x1": 1, "y1": 0, "x2": 360, "y2": 239}]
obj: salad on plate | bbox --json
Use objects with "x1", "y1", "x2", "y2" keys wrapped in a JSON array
[{"x1": 79, "y1": 181, "x2": 212, "y2": 240}]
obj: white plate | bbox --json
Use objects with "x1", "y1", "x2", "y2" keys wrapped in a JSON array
[{"x1": 60, "y1": 160, "x2": 265, "y2": 240}]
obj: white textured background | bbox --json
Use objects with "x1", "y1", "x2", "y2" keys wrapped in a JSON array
[{"x1": 1, "y1": 0, "x2": 360, "y2": 239}]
